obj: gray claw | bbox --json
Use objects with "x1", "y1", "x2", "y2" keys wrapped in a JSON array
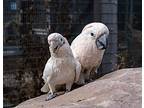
[{"x1": 45, "y1": 94, "x2": 57, "y2": 101}]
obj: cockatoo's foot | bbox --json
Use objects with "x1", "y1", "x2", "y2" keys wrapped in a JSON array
[
  {"x1": 77, "y1": 81, "x2": 85, "y2": 85},
  {"x1": 65, "y1": 90, "x2": 69, "y2": 93},
  {"x1": 77, "y1": 78, "x2": 86, "y2": 85},
  {"x1": 90, "y1": 78, "x2": 94, "y2": 82},
  {"x1": 65, "y1": 83, "x2": 72, "y2": 93},
  {"x1": 65, "y1": 88, "x2": 71, "y2": 93},
  {"x1": 85, "y1": 78, "x2": 93, "y2": 83},
  {"x1": 45, "y1": 93, "x2": 57, "y2": 101}
]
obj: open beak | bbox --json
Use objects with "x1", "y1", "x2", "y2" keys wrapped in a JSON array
[{"x1": 96, "y1": 34, "x2": 108, "y2": 50}]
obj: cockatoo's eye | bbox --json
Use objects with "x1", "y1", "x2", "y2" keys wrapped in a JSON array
[
  {"x1": 60, "y1": 38, "x2": 63, "y2": 42},
  {"x1": 90, "y1": 33, "x2": 94, "y2": 37},
  {"x1": 58, "y1": 38, "x2": 65, "y2": 46},
  {"x1": 60, "y1": 38, "x2": 65, "y2": 44}
]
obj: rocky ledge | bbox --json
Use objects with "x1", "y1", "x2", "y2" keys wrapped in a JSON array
[{"x1": 16, "y1": 68, "x2": 142, "y2": 108}]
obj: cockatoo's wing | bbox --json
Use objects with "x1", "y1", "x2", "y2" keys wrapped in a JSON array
[
  {"x1": 41, "y1": 58, "x2": 53, "y2": 93},
  {"x1": 42, "y1": 58, "x2": 53, "y2": 82}
]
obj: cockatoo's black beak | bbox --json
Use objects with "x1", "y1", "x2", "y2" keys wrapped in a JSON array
[{"x1": 96, "y1": 34, "x2": 108, "y2": 50}]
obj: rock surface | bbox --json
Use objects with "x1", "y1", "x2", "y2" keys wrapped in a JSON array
[{"x1": 16, "y1": 68, "x2": 142, "y2": 108}]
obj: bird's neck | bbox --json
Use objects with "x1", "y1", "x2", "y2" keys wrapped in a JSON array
[{"x1": 50, "y1": 46, "x2": 73, "y2": 58}]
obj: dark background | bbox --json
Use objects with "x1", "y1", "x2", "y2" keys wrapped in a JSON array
[{"x1": 3, "y1": 0, "x2": 141, "y2": 107}]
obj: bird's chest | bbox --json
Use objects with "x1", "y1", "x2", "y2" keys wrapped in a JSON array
[
  {"x1": 82, "y1": 45, "x2": 97, "y2": 63},
  {"x1": 49, "y1": 57, "x2": 75, "y2": 84},
  {"x1": 78, "y1": 42, "x2": 104, "y2": 67},
  {"x1": 52, "y1": 58, "x2": 74, "y2": 75}
]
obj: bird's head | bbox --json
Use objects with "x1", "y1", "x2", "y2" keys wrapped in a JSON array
[
  {"x1": 48, "y1": 33, "x2": 66, "y2": 54},
  {"x1": 81, "y1": 22, "x2": 109, "y2": 50}
]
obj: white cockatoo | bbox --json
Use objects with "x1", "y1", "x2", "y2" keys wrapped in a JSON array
[
  {"x1": 71, "y1": 22, "x2": 109, "y2": 85},
  {"x1": 41, "y1": 33, "x2": 81, "y2": 100}
]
